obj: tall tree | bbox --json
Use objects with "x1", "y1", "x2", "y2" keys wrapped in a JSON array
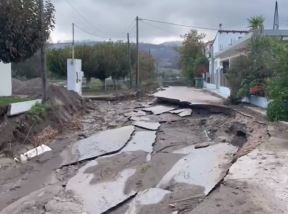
[
  {"x1": 180, "y1": 31, "x2": 208, "y2": 80},
  {"x1": 0, "y1": 0, "x2": 55, "y2": 99},
  {"x1": 248, "y1": 16, "x2": 264, "y2": 31}
]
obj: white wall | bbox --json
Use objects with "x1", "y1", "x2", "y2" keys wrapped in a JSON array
[
  {"x1": 0, "y1": 62, "x2": 12, "y2": 96},
  {"x1": 67, "y1": 59, "x2": 83, "y2": 96},
  {"x1": 210, "y1": 31, "x2": 248, "y2": 87},
  {"x1": 213, "y1": 32, "x2": 247, "y2": 54},
  {"x1": 204, "y1": 82, "x2": 231, "y2": 99},
  {"x1": 243, "y1": 95, "x2": 269, "y2": 109}
]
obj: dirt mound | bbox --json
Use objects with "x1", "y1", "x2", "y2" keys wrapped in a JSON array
[
  {"x1": 46, "y1": 85, "x2": 84, "y2": 124},
  {"x1": 0, "y1": 85, "x2": 85, "y2": 156},
  {"x1": 12, "y1": 78, "x2": 42, "y2": 96}
]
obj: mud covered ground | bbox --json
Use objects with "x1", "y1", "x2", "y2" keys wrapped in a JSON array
[{"x1": 0, "y1": 95, "x2": 273, "y2": 214}]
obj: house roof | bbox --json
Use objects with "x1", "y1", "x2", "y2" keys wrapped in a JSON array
[
  {"x1": 262, "y1": 29, "x2": 288, "y2": 37},
  {"x1": 215, "y1": 29, "x2": 288, "y2": 59}
]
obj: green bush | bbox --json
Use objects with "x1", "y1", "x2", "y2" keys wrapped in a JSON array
[
  {"x1": 29, "y1": 103, "x2": 49, "y2": 122},
  {"x1": 266, "y1": 40, "x2": 288, "y2": 121},
  {"x1": 267, "y1": 99, "x2": 288, "y2": 121}
]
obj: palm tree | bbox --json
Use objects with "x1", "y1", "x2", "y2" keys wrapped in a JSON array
[{"x1": 248, "y1": 16, "x2": 265, "y2": 31}]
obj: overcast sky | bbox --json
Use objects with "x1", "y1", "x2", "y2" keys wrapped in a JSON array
[{"x1": 50, "y1": 0, "x2": 288, "y2": 44}]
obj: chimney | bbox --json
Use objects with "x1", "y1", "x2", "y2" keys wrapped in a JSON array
[{"x1": 219, "y1": 23, "x2": 223, "y2": 31}]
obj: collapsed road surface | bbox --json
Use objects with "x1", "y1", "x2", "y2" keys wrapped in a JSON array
[{"x1": 0, "y1": 87, "x2": 287, "y2": 214}]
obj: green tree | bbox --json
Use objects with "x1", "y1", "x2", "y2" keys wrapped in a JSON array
[
  {"x1": 248, "y1": 16, "x2": 264, "y2": 31},
  {"x1": 0, "y1": 0, "x2": 55, "y2": 63},
  {"x1": 266, "y1": 42, "x2": 288, "y2": 121},
  {"x1": 226, "y1": 56, "x2": 252, "y2": 103},
  {"x1": 180, "y1": 31, "x2": 208, "y2": 81},
  {"x1": 139, "y1": 52, "x2": 156, "y2": 82},
  {"x1": 47, "y1": 48, "x2": 70, "y2": 78}
]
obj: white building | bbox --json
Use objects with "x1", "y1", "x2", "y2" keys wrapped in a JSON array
[
  {"x1": 0, "y1": 62, "x2": 12, "y2": 96},
  {"x1": 205, "y1": 25, "x2": 249, "y2": 98}
]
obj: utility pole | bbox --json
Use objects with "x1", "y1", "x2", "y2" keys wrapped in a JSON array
[
  {"x1": 39, "y1": 0, "x2": 47, "y2": 102},
  {"x1": 136, "y1": 16, "x2": 140, "y2": 89},
  {"x1": 72, "y1": 23, "x2": 75, "y2": 62},
  {"x1": 127, "y1": 33, "x2": 132, "y2": 88}
]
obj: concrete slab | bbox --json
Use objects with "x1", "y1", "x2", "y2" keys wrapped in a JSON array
[
  {"x1": 178, "y1": 109, "x2": 192, "y2": 117},
  {"x1": 158, "y1": 143, "x2": 238, "y2": 195},
  {"x1": 125, "y1": 188, "x2": 171, "y2": 214},
  {"x1": 129, "y1": 116, "x2": 151, "y2": 122},
  {"x1": 170, "y1": 108, "x2": 192, "y2": 117},
  {"x1": 143, "y1": 105, "x2": 176, "y2": 115},
  {"x1": 61, "y1": 126, "x2": 135, "y2": 165},
  {"x1": 122, "y1": 131, "x2": 157, "y2": 161},
  {"x1": 66, "y1": 161, "x2": 136, "y2": 214},
  {"x1": 20, "y1": 144, "x2": 52, "y2": 162},
  {"x1": 133, "y1": 121, "x2": 160, "y2": 131},
  {"x1": 8, "y1": 99, "x2": 42, "y2": 116},
  {"x1": 154, "y1": 87, "x2": 224, "y2": 106}
]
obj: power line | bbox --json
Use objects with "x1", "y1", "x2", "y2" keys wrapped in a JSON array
[
  {"x1": 141, "y1": 21, "x2": 181, "y2": 36},
  {"x1": 74, "y1": 23, "x2": 100, "y2": 39},
  {"x1": 125, "y1": 19, "x2": 136, "y2": 33},
  {"x1": 63, "y1": 0, "x2": 108, "y2": 36},
  {"x1": 140, "y1": 17, "x2": 219, "y2": 31}
]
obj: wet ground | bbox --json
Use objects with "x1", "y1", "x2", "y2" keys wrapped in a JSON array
[{"x1": 0, "y1": 90, "x2": 282, "y2": 214}]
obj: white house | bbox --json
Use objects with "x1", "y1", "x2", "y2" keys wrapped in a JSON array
[
  {"x1": 204, "y1": 1, "x2": 287, "y2": 106},
  {"x1": 205, "y1": 25, "x2": 249, "y2": 98},
  {"x1": 0, "y1": 62, "x2": 12, "y2": 96}
]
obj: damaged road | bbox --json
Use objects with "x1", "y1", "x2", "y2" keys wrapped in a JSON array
[{"x1": 0, "y1": 88, "x2": 280, "y2": 214}]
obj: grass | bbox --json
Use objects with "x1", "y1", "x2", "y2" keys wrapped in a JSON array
[{"x1": 0, "y1": 97, "x2": 28, "y2": 106}]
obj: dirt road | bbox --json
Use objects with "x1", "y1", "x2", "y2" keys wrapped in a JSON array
[{"x1": 0, "y1": 88, "x2": 286, "y2": 214}]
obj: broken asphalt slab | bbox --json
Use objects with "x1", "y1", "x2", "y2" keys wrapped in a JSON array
[
  {"x1": 170, "y1": 108, "x2": 192, "y2": 117},
  {"x1": 133, "y1": 121, "x2": 161, "y2": 131},
  {"x1": 65, "y1": 131, "x2": 158, "y2": 213},
  {"x1": 154, "y1": 87, "x2": 224, "y2": 107},
  {"x1": 61, "y1": 126, "x2": 135, "y2": 166},
  {"x1": 125, "y1": 188, "x2": 171, "y2": 214},
  {"x1": 143, "y1": 105, "x2": 176, "y2": 115},
  {"x1": 66, "y1": 164, "x2": 137, "y2": 214},
  {"x1": 158, "y1": 143, "x2": 238, "y2": 195}
]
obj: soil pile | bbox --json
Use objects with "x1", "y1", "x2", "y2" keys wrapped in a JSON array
[{"x1": 0, "y1": 83, "x2": 85, "y2": 156}]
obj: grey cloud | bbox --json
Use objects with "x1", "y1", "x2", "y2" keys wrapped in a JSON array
[{"x1": 51, "y1": 0, "x2": 288, "y2": 43}]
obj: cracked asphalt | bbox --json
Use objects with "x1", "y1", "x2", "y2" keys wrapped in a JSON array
[{"x1": 1, "y1": 88, "x2": 286, "y2": 214}]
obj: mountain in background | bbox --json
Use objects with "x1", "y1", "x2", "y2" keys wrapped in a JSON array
[{"x1": 49, "y1": 41, "x2": 182, "y2": 69}]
